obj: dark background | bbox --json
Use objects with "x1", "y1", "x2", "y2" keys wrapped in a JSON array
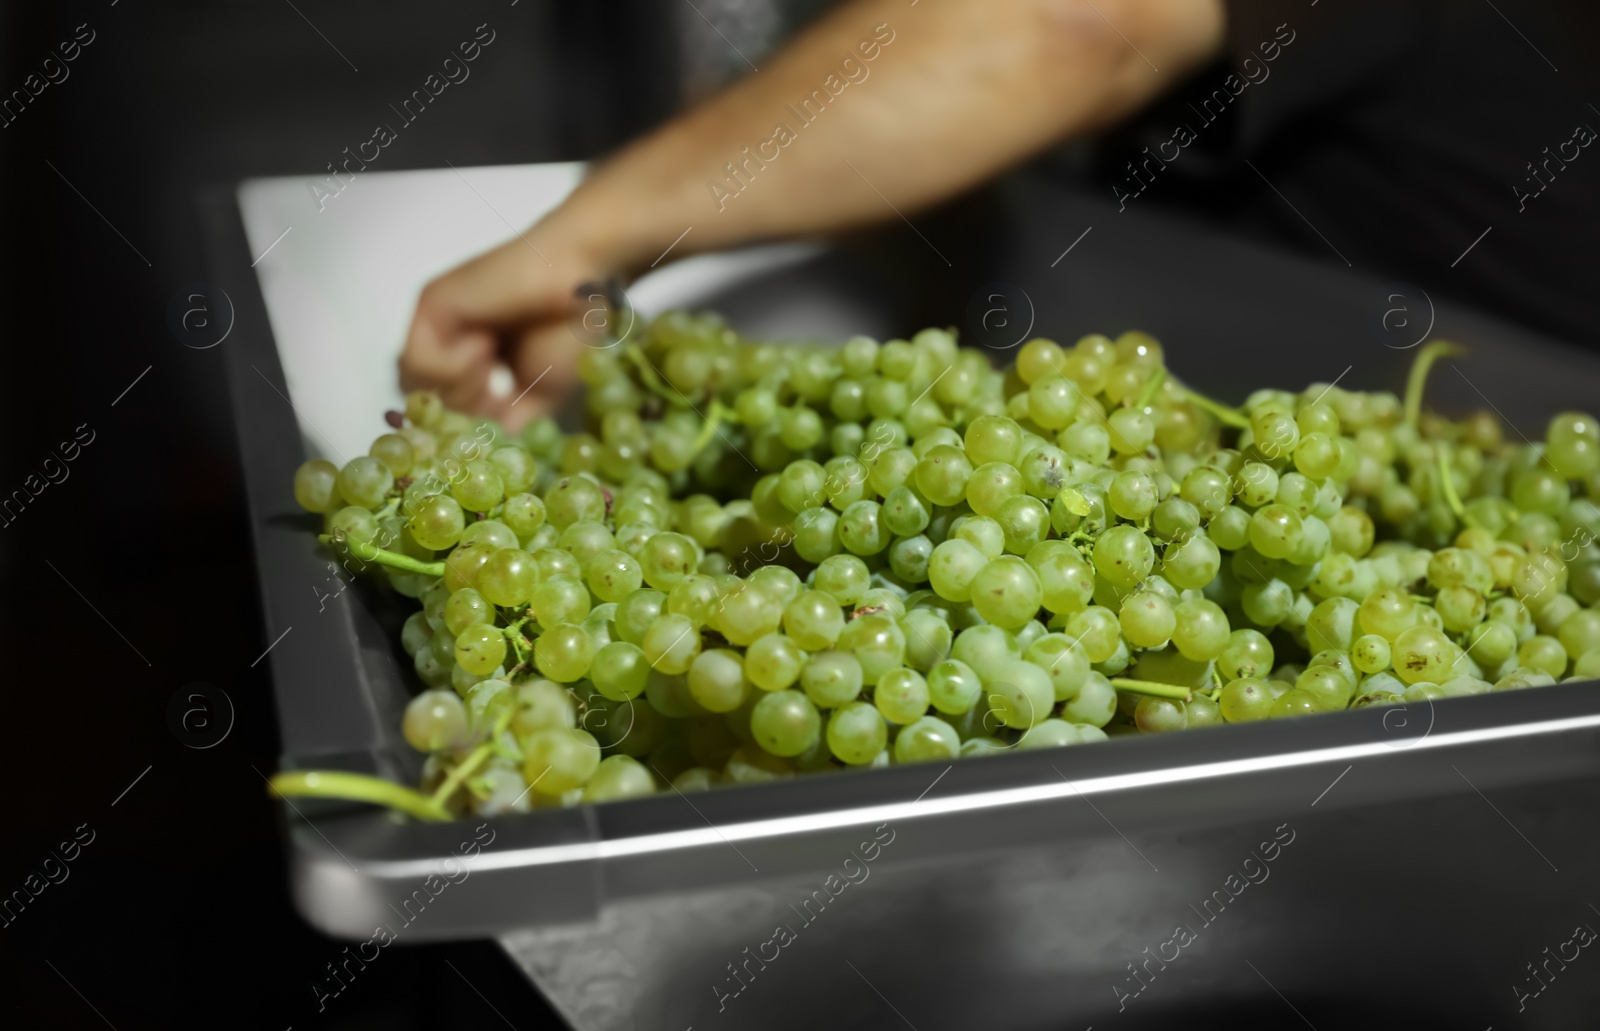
[
  {"x1": 1, "y1": 1, "x2": 1596, "y2": 1028},
  {"x1": 0, "y1": 2, "x2": 687, "y2": 1027}
]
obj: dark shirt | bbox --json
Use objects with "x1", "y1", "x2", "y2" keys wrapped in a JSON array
[{"x1": 1098, "y1": 0, "x2": 1600, "y2": 345}]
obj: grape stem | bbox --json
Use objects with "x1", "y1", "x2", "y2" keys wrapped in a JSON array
[
  {"x1": 269, "y1": 770, "x2": 450, "y2": 822},
  {"x1": 1178, "y1": 385, "x2": 1251, "y2": 430},
  {"x1": 1110, "y1": 678, "x2": 1194, "y2": 701},
  {"x1": 691, "y1": 399, "x2": 732, "y2": 456},
  {"x1": 1436, "y1": 448, "x2": 1468, "y2": 521},
  {"x1": 1135, "y1": 366, "x2": 1168, "y2": 409},
  {"x1": 318, "y1": 534, "x2": 446, "y2": 577},
  {"x1": 1404, "y1": 340, "x2": 1465, "y2": 429},
  {"x1": 625, "y1": 344, "x2": 692, "y2": 407},
  {"x1": 430, "y1": 722, "x2": 507, "y2": 807}
]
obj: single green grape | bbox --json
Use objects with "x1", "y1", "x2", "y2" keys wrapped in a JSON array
[
  {"x1": 688, "y1": 648, "x2": 751, "y2": 713},
  {"x1": 534, "y1": 623, "x2": 593, "y2": 683},
  {"x1": 969, "y1": 556, "x2": 1044, "y2": 628},
  {"x1": 874, "y1": 668, "x2": 930, "y2": 724},
  {"x1": 294, "y1": 459, "x2": 342, "y2": 513},
  {"x1": 522, "y1": 727, "x2": 601, "y2": 793},
  {"x1": 642, "y1": 613, "x2": 702, "y2": 675},
  {"x1": 749, "y1": 690, "x2": 822, "y2": 757},
  {"x1": 745, "y1": 632, "x2": 805, "y2": 692},
  {"x1": 403, "y1": 689, "x2": 469, "y2": 751},
  {"x1": 893, "y1": 715, "x2": 960, "y2": 762},
  {"x1": 1093, "y1": 525, "x2": 1155, "y2": 589},
  {"x1": 455, "y1": 623, "x2": 508, "y2": 676},
  {"x1": 827, "y1": 701, "x2": 888, "y2": 765},
  {"x1": 1219, "y1": 678, "x2": 1273, "y2": 722}
]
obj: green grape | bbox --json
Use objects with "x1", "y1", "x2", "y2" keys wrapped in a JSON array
[
  {"x1": 534, "y1": 623, "x2": 593, "y2": 683},
  {"x1": 1358, "y1": 587, "x2": 1416, "y2": 641},
  {"x1": 800, "y1": 650, "x2": 864, "y2": 708},
  {"x1": 967, "y1": 462, "x2": 1024, "y2": 517},
  {"x1": 788, "y1": 506, "x2": 838, "y2": 563},
  {"x1": 1106, "y1": 408, "x2": 1154, "y2": 456},
  {"x1": 953, "y1": 515, "x2": 1006, "y2": 559},
  {"x1": 326, "y1": 506, "x2": 379, "y2": 548},
  {"x1": 827, "y1": 702, "x2": 888, "y2": 765},
  {"x1": 1241, "y1": 579, "x2": 1293, "y2": 627},
  {"x1": 1547, "y1": 412, "x2": 1600, "y2": 478},
  {"x1": 783, "y1": 590, "x2": 845, "y2": 650},
  {"x1": 1518, "y1": 634, "x2": 1568, "y2": 678},
  {"x1": 778, "y1": 460, "x2": 826, "y2": 513},
  {"x1": 591, "y1": 641, "x2": 650, "y2": 701},
  {"x1": 455, "y1": 623, "x2": 508, "y2": 676},
  {"x1": 1093, "y1": 525, "x2": 1155, "y2": 589},
  {"x1": 1296, "y1": 665, "x2": 1352, "y2": 711},
  {"x1": 927, "y1": 658, "x2": 983, "y2": 714},
  {"x1": 529, "y1": 574, "x2": 589, "y2": 629},
  {"x1": 815, "y1": 555, "x2": 871, "y2": 606},
  {"x1": 1270, "y1": 689, "x2": 1319, "y2": 719},
  {"x1": 902, "y1": 608, "x2": 953, "y2": 670},
  {"x1": 443, "y1": 588, "x2": 494, "y2": 636},
  {"x1": 745, "y1": 632, "x2": 805, "y2": 691},
  {"x1": 914, "y1": 445, "x2": 974, "y2": 507},
  {"x1": 868, "y1": 447, "x2": 919, "y2": 495},
  {"x1": 1027, "y1": 540, "x2": 1095, "y2": 615},
  {"x1": 294, "y1": 459, "x2": 342, "y2": 513},
  {"x1": 842, "y1": 614, "x2": 907, "y2": 684},
  {"x1": 1134, "y1": 697, "x2": 1186, "y2": 732},
  {"x1": 409, "y1": 494, "x2": 465, "y2": 551},
  {"x1": 615, "y1": 589, "x2": 666, "y2": 646},
  {"x1": 985, "y1": 661, "x2": 1053, "y2": 729},
  {"x1": 893, "y1": 715, "x2": 961, "y2": 762},
  {"x1": 471, "y1": 548, "x2": 533, "y2": 608},
  {"x1": 1351, "y1": 633, "x2": 1391, "y2": 674},
  {"x1": 1207, "y1": 505, "x2": 1251, "y2": 551},
  {"x1": 1218, "y1": 628, "x2": 1274, "y2": 681},
  {"x1": 544, "y1": 476, "x2": 607, "y2": 529},
  {"x1": 996, "y1": 496, "x2": 1050, "y2": 555},
  {"x1": 1109, "y1": 470, "x2": 1158, "y2": 521},
  {"x1": 1024, "y1": 633, "x2": 1090, "y2": 700},
  {"x1": 688, "y1": 649, "x2": 751, "y2": 713},
  {"x1": 1119, "y1": 591, "x2": 1175, "y2": 648},
  {"x1": 749, "y1": 690, "x2": 822, "y2": 757},
  {"x1": 889, "y1": 535, "x2": 934, "y2": 583},
  {"x1": 1162, "y1": 534, "x2": 1220, "y2": 590},
  {"x1": 337, "y1": 456, "x2": 394, "y2": 510},
  {"x1": 882, "y1": 485, "x2": 932, "y2": 537},
  {"x1": 1063, "y1": 671, "x2": 1116, "y2": 726},
  {"x1": 838, "y1": 500, "x2": 892, "y2": 556},
  {"x1": 401, "y1": 610, "x2": 433, "y2": 657},
  {"x1": 713, "y1": 580, "x2": 786, "y2": 646},
  {"x1": 968, "y1": 556, "x2": 1044, "y2": 628},
  {"x1": 1028, "y1": 377, "x2": 1080, "y2": 430},
  {"x1": 640, "y1": 532, "x2": 699, "y2": 590},
  {"x1": 459, "y1": 519, "x2": 519, "y2": 552},
  {"x1": 668, "y1": 574, "x2": 720, "y2": 625},
  {"x1": 1392, "y1": 625, "x2": 1454, "y2": 685},
  {"x1": 582, "y1": 755, "x2": 656, "y2": 802},
  {"x1": 558, "y1": 521, "x2": 614, "y2": 566},
  {"x1": 1218, "y1": 678, "x2": 1273, "y2": 722},
  {"x1": 1559, "y1": 607, "x2": 1600, "y2": 658},
  {"x1": 403, "y1": 689, "x2": 469, "y2": 751},
  {"x1": 522, "y1": 727, "x2": 601, "y2": 794},
  {"x1": 1064, "y1": 606, "x2": 1121, "y2": 663},
  {"x1": 1172, "y1": 599, "x2": 1230, "y2": 661},
  {"x1": 585, "y1": 549, "x2": 643, "y2": 604},
  {"x1": 642, "y1": 613, "x2": 702, "y2": 675},
  {"x1": 1248, "y1": 504, "x2": 1303, "y2": 560},
  {"x1": 874, "y1": 668, "x2": 930, "y2": 724}
]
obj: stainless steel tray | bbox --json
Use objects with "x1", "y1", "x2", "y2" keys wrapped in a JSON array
[{"x1": 201, "y1": 171, "x2": 1600, "y2": 1031}]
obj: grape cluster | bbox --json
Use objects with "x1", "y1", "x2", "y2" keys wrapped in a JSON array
[{"x1": 278, "y1": 315, "x2": 1600, "y2": 820}]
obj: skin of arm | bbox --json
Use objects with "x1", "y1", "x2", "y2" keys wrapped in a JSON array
[{"x1": 400, "y1": 0, "x2": 1225, "y2": 426}]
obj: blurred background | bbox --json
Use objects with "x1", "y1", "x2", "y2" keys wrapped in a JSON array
[{"x1": 0, "y1": 1, "x2": 1594, "y2": 1028}]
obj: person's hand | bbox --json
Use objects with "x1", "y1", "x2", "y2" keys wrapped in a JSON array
[{"x1": 399, "y1": 229, "x2": 604, "y2": 431}]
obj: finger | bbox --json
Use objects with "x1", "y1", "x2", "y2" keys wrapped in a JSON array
[{"x1": 498, "y1": 322, "x2": 583, "y2": 431}]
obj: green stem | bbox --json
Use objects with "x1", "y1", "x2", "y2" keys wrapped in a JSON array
[
  {"x1": 1437, "y1": 448, "x2": 1467, "y2": 520},
  {"x1": 1110, "y1": 678, "x2": 1194, "y2": 702},
  {"x1": 1404, "y1": 340, "x2": 1465, "y2": 430},
  {"x1": 269, "y1": 770, "x2": 450, "y2": 822},
  {"x1": 625, "y1": 344, "x2": 691, "y2": 407},
  {"x1": 691, "y1": 399, "x2": 732, "y2": 456},
  {"x1": 1180, "y1": 386, "x2": 1251, "y2": 430},
  {"x1": 1135, "y1": 367, "x2": 1168, "y2": 409},
  {"x1": 431, "y1": 741, "x2": 496, "y2": 807},
  {"x1": 319, "y1": 535, "x2": 445, "y2": 578}
]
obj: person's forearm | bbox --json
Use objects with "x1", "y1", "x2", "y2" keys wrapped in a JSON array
[{"x1": 544, "y1": 0, "x2": 1223, "y2": 276}]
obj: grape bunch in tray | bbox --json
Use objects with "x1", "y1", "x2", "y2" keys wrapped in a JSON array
[{"x1": 270, "y1": 313, "x2": 1600, "y2": 822}]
